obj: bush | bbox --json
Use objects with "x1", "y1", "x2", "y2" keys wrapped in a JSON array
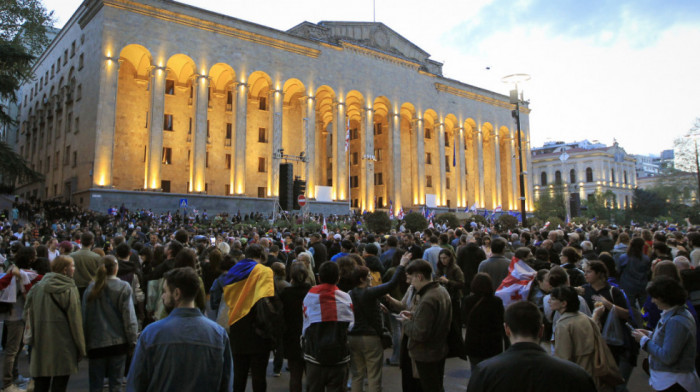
[
  {"x1": 496, "y1": 214, "x2": 519, "y2": 231},
  {"x1": 404, "y1": 212, "x2": 428, "y2": 233},
  {"x1": 546, "y1": 217, "x2": 564, "y2": 229},
  {"x1": 364, "y1": 211, "x2": 392, "y2": 234},
  {"x1": 469, "y1": 214, "x2": 488, "y2": 226},
  {"x1": 435, "y1": 213, "x2": 459, "y2": 229}
]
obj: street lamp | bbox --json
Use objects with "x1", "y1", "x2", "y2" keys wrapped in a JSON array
[{"x1": 502, "y1": 74, "x2": 530, "y2": 228}]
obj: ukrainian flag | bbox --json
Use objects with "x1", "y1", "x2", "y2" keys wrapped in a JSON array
[{"x1": 221, "y1": 260, "x2": 274, "y2": 326}]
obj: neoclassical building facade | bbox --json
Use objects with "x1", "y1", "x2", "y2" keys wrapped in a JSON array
[
  {"x1": 531, "y1": 141, "x2": 637, "y2": 209},
  {"x1": 15, "y1": 0, "x2": 533, "y2": 214}
]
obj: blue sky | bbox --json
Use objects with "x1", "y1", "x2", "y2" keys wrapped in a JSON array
[{"x1": 44, "y1": 0, "x2": 700, "y2": 155}]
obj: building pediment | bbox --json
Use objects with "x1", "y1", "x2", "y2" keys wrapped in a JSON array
[{"x1": 287, "y1": 21, "x2": 443, "y2": 75}]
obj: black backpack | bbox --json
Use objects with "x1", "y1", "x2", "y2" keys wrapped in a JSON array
[{"x1": 252, "y1": 296, "x2": 284, "y2": 347}]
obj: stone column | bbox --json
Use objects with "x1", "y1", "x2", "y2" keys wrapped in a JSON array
[
  {"x1": 304, "y1": 96, "x2": 316, "y2": 198},
  {"x1": 437, "y1": 122, "x2": 446, "y2": 206},
  {"x1": 146, "y1": 65, "x2": 166, "y2": 190},
  {"x1": 415, "y1": 118, "x2": 425, "y2": 205},
  {"x1": 391, "y1": 111, "x2": 401, "y2": 213},
  {"x1": 271, "y1": 88, "x2": 283, "y2": 196},
  {"x1": 525, "y1": 138, "x2": 534, "y2": 211},
  {"x1": 92, "y1": 56, "x2": 121, "y2": 187},
  {"x1": 493, "y1": 128, "x2": 502, "y2": 208},
  {"x1": 233, "y1": 82, "x2": 248, "y2": 195},
  {"x1": 477, "y1": 126, "x2": 485, "y2": 207},
  {"x1": 334, "y1": 102, "x2": 347, "y2": 200},
  {"x1": 192, "y1": 75, "x2": 209, "y2": 193},
  {"x1": 364, "y1": 107, "x2": 375, "y2": 211},
  {"x1": 228, "y1": 85, "x2": 235, "y2": 195},
  {"x1": 510, "y1": 129, "x2": 518, "y2": 210},
  {"x1": 457, "y1": 128, "x2": 467, "y2": 208}
]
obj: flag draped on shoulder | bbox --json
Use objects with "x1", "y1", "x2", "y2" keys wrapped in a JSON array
[
  {"x1": 222, "y1": 260, "x2": 274, "y2": 326},
  {"x1": 302, "y1": 283, "x2": 354, "y2": 334},
  {"x1": 495, "y1": 256, "x2": 536, "y2": 308}
]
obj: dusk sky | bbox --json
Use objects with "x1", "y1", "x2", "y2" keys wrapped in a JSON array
[{"x1": 43, "y1": 0, "x2": 700, "y2": 155}]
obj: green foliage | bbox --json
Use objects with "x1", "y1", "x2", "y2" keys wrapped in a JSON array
[
  {"x1": 496, "y1": 214, "x2": 519, "y2": 231},
  {"x1": 547, "y1": 217, "x2": 564, "y2": 229},
  {"x1": 435, "y1": 213, "x2": 459, "y2": 229},
  {"x1": 630, "y1": 188, "x2": 667, "y2": 222},
  {"x1": 469, "y1": 214, "x2": 487, "y2": 226},
  {"x1": 364, "y1": 211, "x2": 391, "y2": 233},
  {"x1": 534, "y1": 185, "x2": 566, "y2": 221},
  {"x1": 302, "y1": 222, "x2": 322, "y2": 233},
  {"x1": 404, "y1": 212, "x2": 428, "y2": 233}
]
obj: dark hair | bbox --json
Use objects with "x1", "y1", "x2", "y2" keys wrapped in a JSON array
[
  {"x1": 514, "y1": 247, "x2": 532, "y2": 261},
  {"x1": 653, "y1": 241, "x2": 670, "y2": 257},
  {"x1": 14, "y1": 246, "x2": 36, "y2": 269},
  {"x1": 351, "y1": 265, "x2": 370, "y2": 286},
  {"x1": 52, "y1": 255, "x2": 73, "y2": 274},
  {"x1": 535, "y1": 247, "x2": 550, "y2": 261},
  {"x1": 547, "y1": 266, "x2": 569, "y2": 288},
  {"x1": 164, "y1": 267, "x2": 200, "y2": 302},
  {"x1": 341, "y1": 239, "x2": 354, "y2": 252},
  {"x1": 504, "y1": 301, "x2": 542, "y2": 339},
  {"x1": 290, "y1": 261, "x2": 309, "y2": 285},
  {"x1": 470, "y1": 272, "x2": 494, "y2": 296},
  {"x1": 646, "y1": 276, "x2": 687, "y2": 307},
  {"x1": 269, "y1": 244, "x2": 280, "y2": 254},
  {"x1": 36, "y1": 245, "x2": 48, "y2": 259},
  {"x1": 318, "y1": 261, "x2": 339, "y2": 284},
  {"x1": 406, "y1": 259, "x2": 432, "y2": 280},
  {"x1": 167, "y1": 240, "x2": 184, "y2": 258},
  {"x1": 550, "y1": 286, "x2": 580, "y2": 313},
  {"x1": 598, "y1": 252, "x2": 617, "y2": 278},
  {"x1": 387, "y1": 236, "x2": 398, "y2": 247},
  {"x1": 208, "y1": 248, "x2": 222, "y2": 273},
  {"x1": 653, "y1": 260, "x2": 680, "y2": 281},
  {"x1": 271, "y1": 262, "x2": 286, "y2": 278},
  {"x1": 491, "y1": 238, "x2": 507, "y2": 254},
  {"x1": 173, "y1": 248, "x2": 197, "y2": 269},
  {"x1": 586, "y1": 260, "x2": 608, "y2": 279},
  {"x1": 628, "y1": 237, "x2": 645, "y2": 259},
  {"x1": 560, "y1": 246, "x2": 580, "y2": 264},
  {"x1": 88, "y1": 255, "x2": 118, "y2": 302},
  {"x1": 115, "y1": 242, "x2": 131, "y2": 259},
  {"x1": 81, "y1": 232, "x2": 95, "y2": 247},
  {"x1": 364, "y1": 243, "x2": 378, "y2": 256},
  {"x1": 174, "y1": 229, "x2": 189, "y2": 244},
  {"x1": 244, "y1": 244, "x2": 265, "y2": 260}
]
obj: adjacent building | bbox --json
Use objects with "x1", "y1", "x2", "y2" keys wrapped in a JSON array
[{"x1": 13, "y1": 0, "x2": 533, "y2": 214}]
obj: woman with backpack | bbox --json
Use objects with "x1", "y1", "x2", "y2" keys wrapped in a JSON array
[{"x1": 82, "y1": 255, "x2": 138, "y2": 392}]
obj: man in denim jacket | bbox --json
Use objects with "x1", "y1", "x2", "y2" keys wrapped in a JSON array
[{"x1": 127, "y1": 267, "x2": 233, "y2": 391}]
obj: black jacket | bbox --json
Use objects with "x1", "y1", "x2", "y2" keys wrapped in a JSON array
[
  {"x1": 467, "y1": 342, "x2": 597, "y2": 392},
  {"x1": 280, "y1": 283, "x2": 311, "y2": 360},
  {"x1": 462, "y1": 294, "x2": 505, "y2": 359}
]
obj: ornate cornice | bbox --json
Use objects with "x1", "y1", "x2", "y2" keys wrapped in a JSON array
[
  {"x1": 434, "y1": 83, "x2": 531, "y2": 114},
  {"x1": 340, "y1": 41, "x2": 421, "y2": 71}
]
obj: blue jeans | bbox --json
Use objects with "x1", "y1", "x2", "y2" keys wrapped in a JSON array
[{"x1": 89, "y1": 354, "x2": 126, "y2": 392}]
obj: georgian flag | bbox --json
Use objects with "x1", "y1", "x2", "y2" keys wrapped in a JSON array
[
  {"x1": 494, "y1": 205, "x2": 502, "y2": 213},
  {"x1": 428, "y1": 220, "x2": 434, "y2": 229},
  {"x1": 495, "y1": 256, "x2": 536, "y2": 308},
  {"x1": 543, "y1": 221, "x2": 550, "y2": 229},
  {"x1": 388, "y1": 200, "x2": 394, "y2": 220},
  {"x1": 397, "y1": 208, "x2": 405, "y2": 220},
  {"x1": 322, "y1": 217, "x2": 328, "y2": 236},
  {"x1": 302, "y1": 283, "x2": 354, "y2": 333}
]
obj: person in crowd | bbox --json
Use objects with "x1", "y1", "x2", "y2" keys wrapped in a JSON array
[
  {"x1": 380, "y1": 236, "x2": 399, "y2": 270},
  {"x1": 560, "y1": 246, "x2": 586, "y2": 287},
  {"x1": 421, "y1": 236, "x2": 442, "y2": 277},
  {"x1": 127, "y1": 267, "x2": 233, "y2": 391},
  {"x1": 400, "y1": 259, "x2": 452, "y2": 392},
  {"x1": 618, "y1": 237, "x2": 652, "y2": 309},
  {"x1": 331, "y1": 240, "x2": 354, "y2": 262},
  {"x1": 462, "y1": 273, "x2": 505, "y2": 371},
  {"x1": 70, "y1": 232, "x2": 101, "y2": 299},
  {"x1": 303, "y1": 261, "x2": 355, "y2": 392},
  {"x1": 632, "y1": 277, "x2": 700, "y2": 392},
  {"x1": 477, "y1": 238, "x2": 510, "y2": 291},
  {"x1": 436, "y1": 248, "x2": 465, "y2": 334},
  {"x1": 468, "y1": 301, "x2": 596, "y2": 392},
  {"x1": 24, "y1": 256, "x2": 86, "y2": 392},
  {"x1": 280, "y1": 262, "x2": 312, "y2": 392},
  {"x1": 456, "y1": 240, "x2": 487, "y2": 291},
  {"x1": 82, "y1": 255, "x2": 138, "y2": 392},
  {"x1": 480, "y1": 235, "x2": 492, "y2": 258}
]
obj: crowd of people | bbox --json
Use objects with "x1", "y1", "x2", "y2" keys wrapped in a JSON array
[{"x1": 0, "y1": 198, "x2": 699, "y2": 392}]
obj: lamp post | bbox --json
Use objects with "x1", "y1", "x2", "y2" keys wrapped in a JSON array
[
  {"x1": 559, "y1": 150, "x2": 571, "y2": 223},
  {"x1": 502, "y1": 74, "x2": 530, "y2": 228}
]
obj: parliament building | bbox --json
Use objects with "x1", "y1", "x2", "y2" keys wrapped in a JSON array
[{"x1": 14, "y1": 0, "x2": 534, "y2": 215}]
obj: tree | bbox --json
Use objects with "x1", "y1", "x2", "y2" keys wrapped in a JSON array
[
  {"x1": 631, "y1": 188, "x2": 667, "y2": 222},
  {"x1": 403, "y1": 212, "x2": 428, "y2": 233},
  {"x1": 435, "y1": 212, "x2": 459, "y2": 229},
  {"x1": 672, "y1": 118, "x2": 700, "y2": 173},
  {"x1": 365, "y1": 211, "x2": 391, "y2": 234},
  {"x1": 534, "y1": 185, "x2": 566, "y2": 221}
]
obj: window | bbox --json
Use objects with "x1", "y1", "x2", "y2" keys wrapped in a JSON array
[
  {"x1": 46, "y1": 159, "x2": 50, "y2": 171},
  {"x1": 350, "y1": 127, "x2": 359, "y2": 140},
  {"x1": 143, "y1": 146, "x2": 147, "y2": 162},
  {"x1": 76, "y1": 85, "x2": 81, "y2": 100},
  {"x1": 164, "y1": 114, "x2": 173, "y2": 131},
  {"x1": 258, "y1": 157, "x2": 266, "y2": 172},
  {"x1": 351, "y1": 176, "x2": 359, "y2": 188},
  {"x1": 445, "y1": 155, "x2": 450, "y2": 172},
  {"x1": 225, "y1": 184, "x2": 231, "y2": 195},
  {"x1": 374, "y1": 123, "x2": 382, "y2": 135},
  {"x1": 70, "y1": 41, "x2": 75, "y2": 57},
  {"x1": 259, "y1": 96, "x2": 267, "y2": 110},
  {"x1": 74, "y1": 117, "x2": 79, "y2": 133},
  {"x1": 570, "y1": 169, "x2": 576, "y2": 183},
  {"x1": 555, "y1": 170, "x2": 562, "y2": 184},
  {"x1": 145, "y1": 111, "x2": 149, "y2": 128},
  {"x1": 56, "y1": 58, "x2": 60, "y2": 72},
  {"x1": 162, "y1": 147, "x2": 172, "y2": 165},
  {"x1": 72, "y1": 151, "x2": 77, "y2": 167},
  {"x1": 206, "y1": 121, "x2": 210, "y2": 143},
  {"x1": 225, "y1": 123, "x2": 232, "y2": 146},
  {"x1": 226, "y1": 154, "x2": 231, "y2": 169},
  {"x1": 611, "y1": 169, "x2": 615, "y2": 183},
  {"x1": 446, "y1": 177, "x2": 450, "y2": 189},
  {"x1": 352, "y1": 152, "x2": 359, "y2": 165},
  {"x1": 624, "y1": 171, "x2": 628, "y2": 185},
  {"x1": 165, "y1": 80, "x2": 175, "y2": 95},
  {"x1": 66, "y1": 112, "x2": 72, "y2": 133},
  {"x1": 374, "y1": 148, "x2": 383, "y2": 161},
  {"x1": 426, "y1": 152, "x2": 432, "y2": 165},
  {"x1": 226, "y1": 91, "x2": 233, "y2": 111},
  {"x1": 374, "y1": 172, "x2": 383, "y2": 185},
  {"x1": 161, "y1": 180, "x2": 171, "y2": 193},
  {"x1": 78, "y1": 54, "x2": 84, "y2": 70},
  {"x1": 541, "y1": 172, "x2": 548, "y2": 186},
  {"x1": 445, "y1": 136, "x2": 450, "y2": 147},
  {"x1": 586, "y1": 167, "x2": 593, "y2": 182},
  {"x1": 426, "y1": 175, "x2": 432, "y2": 188},
  {"x1": 425, "y1": 128, "x2": 432, "y2": 139},
  {"x1": 63, "y1": 50, "x2": 67, "y2": 64},
  {"x1": 64, "y1": 146, "x2": 70, "y2": 165},
  {"x1": 258, "y1": 127, "x2": 267, "y2": 143},
  {"x1": 51, "y1": 65, "x2": 54, "y2": 77},
  {"x1": 54, "y1": 151, "x2": 59, "y2": 169},
  {"x1": 205, "y1": 152, "x2": 209, "y2": 168},
  {"x1": 377, "y1": 196, "x2": 383, "y2": 208},
  {"x1": 258, "y1": 187, "x2": 266, "y2": 198}
]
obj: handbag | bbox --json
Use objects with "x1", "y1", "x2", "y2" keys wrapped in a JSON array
[
  {"x1": 601, "y1": 289, "x2": 625, "y2": 346},
  {"x1": 380, "y1": 327, "x2": 393, "y2": 349},
  {"x1": 589, "y1": 318, "x2": 625, "y2": 386}
]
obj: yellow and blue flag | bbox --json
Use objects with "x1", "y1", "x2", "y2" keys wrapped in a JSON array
[{"x1": 222, "y1": 260, "x2": 274, "y2": 326}]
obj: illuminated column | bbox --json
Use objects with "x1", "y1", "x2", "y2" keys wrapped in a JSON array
[
  {"x1": 304, "y1": 96, "x2": 316, "y2": 198},
  {"x1": 525, "y1": 136, "x2": 534, "y2": 211},
  {"x1": 493, "y1": 128, "x2": 502, "y2": 207},
  {"x1": 437, "y1": 122, "x2": 446, "y2": 206},
  {"x1": 271, "y1": 88, "x2": 283, "y2": 196},
  {"x1": 233, "y1": 82, "x2": 247, "y2": 195},
  {"x1": 390, "y1": 111, "x2": 402, "y2": 213},
  {"x1": 334, "y1": 102, "x2": 347, "y2": 200},
  {"x1": 414, "y1": 118, "x2": 425, "y2": 205},
  {"x1": 228, "y1": 85, "x2": 235, "y2": 195},
  {"x1": 477, "y1": 126, "x2": 485, "y2": 206},
  {"x1": 510, "y1": 129, "x2": 518, "y2": 210},
  {"x1": 457, "y1": 128, "x2": 466, "y2": 207},
  {"x1": 192, "y1": 75, "x2": 209, "y2": 193},
  {"x1": 92, "y1": 56, "x2": 121, "y2": 187},
  {"x1": 363, "y1": 107, "x2": 375, "y2": 211},
  {"x1": 146, "y1": 65, "x2": 166, "y2": 190}
]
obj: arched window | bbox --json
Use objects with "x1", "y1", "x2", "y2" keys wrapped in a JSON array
[
  {"x1": 555, "y1": 171, "x2": 562, "y2": 184},
  {"x1": 624, "y1": 171, "x2": 628, "y2": 185},
  {"x1": 570, "y1": 169, "x2": 576, "y2": 184},
  {"x1": 611, "y1": 169, "x2": 616, "y2": 183},
  {"x1": 586, "y1": 167, "x2": 593, "y2": 182},
  {"x1": 541, "y1": 172, "x2": 547, "y2": 186}
]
